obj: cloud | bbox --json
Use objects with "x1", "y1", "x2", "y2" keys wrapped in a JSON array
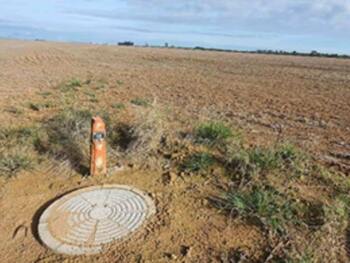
[
  {"x1": 1, "y1": 0, "x2": 350, "y2": 53},
  {"x1": 69, "y1": 0, "x2": 350, "y2": 35}
]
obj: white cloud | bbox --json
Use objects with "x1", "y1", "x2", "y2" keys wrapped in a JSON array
[{"x1": 121, "y1": 0, "x2": 350, "y2": 33}]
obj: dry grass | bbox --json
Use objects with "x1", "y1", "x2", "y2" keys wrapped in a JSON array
[{"x1": 0, "y1": 126, "x2": 39, "y2": 177}]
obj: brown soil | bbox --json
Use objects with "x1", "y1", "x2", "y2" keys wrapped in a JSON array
[{"x1": 0, "y1": 39, "x2": 349, "y2": 262}]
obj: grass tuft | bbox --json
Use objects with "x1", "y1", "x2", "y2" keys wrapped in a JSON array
[
  {"x1": 182, "y1": 152, "x2": 215, "y2": 172},
  {"x1": 130, "y1": 98, "x2": 149, "y2": 107},
  {"x1": 29, "y1": 102, "x2": 51, "y2": 111},
  {"x1": 195, "y1": 121, "x2": 233, "y2": 146},
  {"x1": 112, "y1": 103, "x2": 126, "y2": 110},
  {"x1": 34, "y1": 109, "x2": 92, "y2": 174},
  {"x1": 0, "y1": 153, "x2": 33, "y2": 176},
  {"x1": 225, "y1": 143, "x2": 307, "y2": 179},
  {"x1": 0, "y1": 126, "x2": 38, "y2": 176},
  {"x1": 67, "y1": 78, "x2": 82, "y2": 88},
  {"x1": 219, "y1": 186, "x2": 300, "y2": 234}
]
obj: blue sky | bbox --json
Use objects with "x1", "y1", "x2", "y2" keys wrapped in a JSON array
[{"x1": 0, "y1": 0, "x2": 350, "y2": 54}]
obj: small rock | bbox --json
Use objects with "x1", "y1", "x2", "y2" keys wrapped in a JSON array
[{"x1": 163, "y1": 252, "x2": 177, "y2": 260}]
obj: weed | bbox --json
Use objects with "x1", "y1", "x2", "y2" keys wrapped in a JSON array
[
  {"x1": 5, "y1": 106, "x2": 23, "y2": 115},
  {"x1": 274, "y1": 143, "x2": 307, "y2": 172},
  {"x1": 29, "y1": 102, "x2": 51, "y2": 111},
  {"x1": 0, "y1": 153, "x2": 32, "y2": 176},
  {"x1": 116, "y1": 80, "x2": 123, "y2": 85},
  {"x1": 0, "y1": 126, "x2": 39, "y2": 146},
  {"x1": 38, "y1": 91, "x2": 52, "y2": 97},
  {"x1": 248, "y1": 147, "x2": 281, "y2": 170},
  {"x1": 182, "y1": 152, "x2": 215, "y2": 172},
  {"x1": 67, "y1": 78, "x2": 82, "y2": 88},
  {"x1": 211, "y1": 136, "x2": 349, "y2": 261},
  {"x1": 89, "y1": 98, "x2": 99, "y2": 103},
  {"x1": 195, "y1": 121, "x2": 233, "y2": 145},
  {"x1": 225, "y1": 143, "x2": 306, "y2": 179},
  {"x1": 34, "y1": 109, "x2": 92, "y2": 174},
  {"x1": 0, "y1": 126, "x2": 37, "y2": 176},
  {"x1": 220, "y1": 186, "x2": 301, "y2": 234},
  {"x1": 225, "y1": 147, "x2": 277, "y2": 179},
  {"x1": 301, "y1": 202, "x2": 325, "y2": 230},
  {"x1": 131, "y1": 98, "x2": 149, "y2": 107},
  {"x1": 125, "y1": 105, "x2": 163, "y2": 156},
  {"x1": 96, "y1": 83, "x2": 106, "y2": 90},
  {"x1": 112, "y1": 103, "x2": 125, "y2": 110},
  {"x1": 84, "y1": 91, "x2": 96, "y2": 98},
  {"x1": 60, "y1": 78, "x2": 82, "y2": 92}
]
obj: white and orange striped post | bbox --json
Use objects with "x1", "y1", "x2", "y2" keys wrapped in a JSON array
[{"x1": 90, "y1": 116, "x2": 107, "y2": 176}]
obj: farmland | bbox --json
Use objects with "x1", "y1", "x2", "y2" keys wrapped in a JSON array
[{"x1": 0, "y1": 39, "x2": 350, "y2": 262}]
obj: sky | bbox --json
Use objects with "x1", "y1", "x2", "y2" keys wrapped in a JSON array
[{"x1": 0, "y1": 0, "x2": 350, "y2": 54}]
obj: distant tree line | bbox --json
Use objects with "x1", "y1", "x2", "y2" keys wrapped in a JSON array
[
  {"x1": 192, "y1": 46, "x2": 350, "y2": 59},
  {"x1": 118, "y1": 41, "x2": 134, "y2": 46}
]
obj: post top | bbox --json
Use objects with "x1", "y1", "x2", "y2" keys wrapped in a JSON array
[{"x1": 92, "y1": 116, "x2": 106, "y2": 131}]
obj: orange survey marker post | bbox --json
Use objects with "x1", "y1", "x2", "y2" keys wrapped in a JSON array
[{"x1": 90, "y1": 116, "x2": 107, "y2": 176}]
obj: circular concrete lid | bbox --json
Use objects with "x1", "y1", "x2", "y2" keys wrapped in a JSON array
[{"x1": 38, "y1": 185, "x2": 155, "y2": 255}]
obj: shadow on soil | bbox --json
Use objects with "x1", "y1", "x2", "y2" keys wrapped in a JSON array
[
  {"x1": 108, "y1": 123, "x2": 136, "y2": 152},
  {"x1": 31, "y1": 187, "x2": 83, "y2": 245}
]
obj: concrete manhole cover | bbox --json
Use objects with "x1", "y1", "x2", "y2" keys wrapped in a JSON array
[{"x1": 38, "y1": 185, "x2": 155, "y2": 255}]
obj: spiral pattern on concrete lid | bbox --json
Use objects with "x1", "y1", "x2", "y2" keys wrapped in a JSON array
[{"x1": 38, "y1": 185, "x2": 155, "y2": 255}]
